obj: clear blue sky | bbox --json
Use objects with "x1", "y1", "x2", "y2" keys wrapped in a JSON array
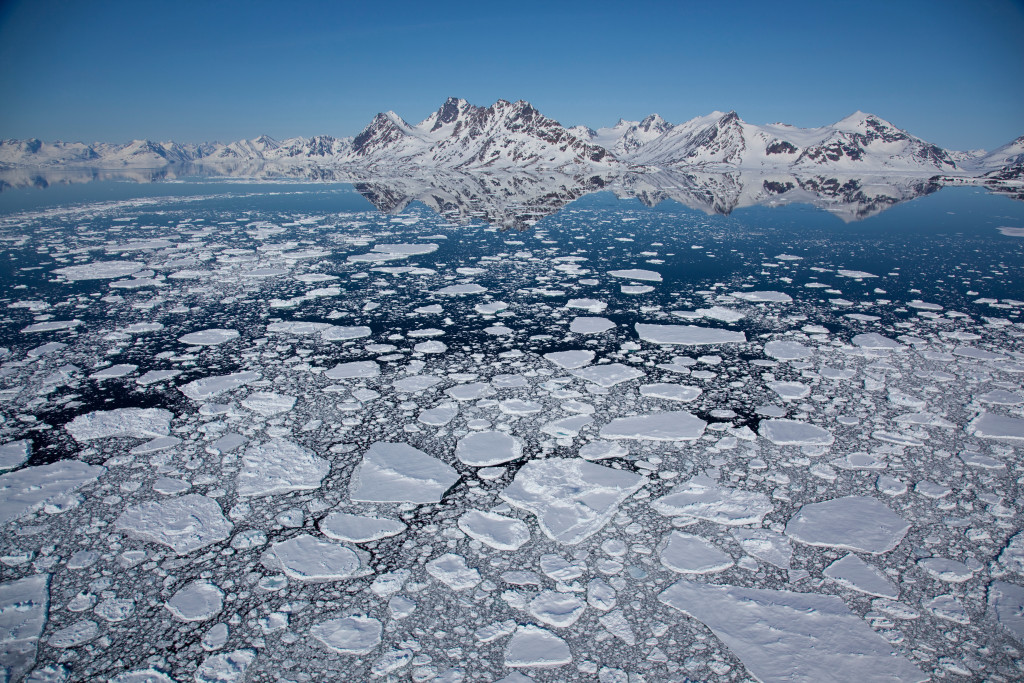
[{"x1": 1, "y1": 0, "x2": 1021, "y2": 150}]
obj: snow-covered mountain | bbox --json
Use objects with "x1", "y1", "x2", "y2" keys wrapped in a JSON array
[{"x1": 1, "y1": 99, "x2": 1020, "y2": 178}]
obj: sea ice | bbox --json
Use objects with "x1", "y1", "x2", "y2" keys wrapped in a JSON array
[
  {"x1": 785, "y1": 496, "x2": 909, "y2": 554},
  {"x1": 599, "y1": 411, "x2": 706, "y2": 441},
  {"x1": 261, "y1": 534, "x2": 363, "y2": 581},
  {"x1": 195, "y1": 650, "x2": 255, "y2": 683},
  {"x1": 319, "y1": 512, "x2": 407, "y2": 543},
  {"x1": 457, "y1": 510, "x2": 530, "y2": 550},
  {"x1": 764, "y1": 340, "x2": 813, "y2": 361},
  {"x1": 66, "y1": 407, "x2": 172, "y2": 442},
  {"x1": 501, "y1": 458, "x2": 645, "y2": 544},
  {"x1": 969, "y1": 412, "x2": 1024, "y2": 441},
  {"x1": 638, "y1": 383, "x2": 701, "y2": 402},
  {"x1": 504, "y1": 625, "x2": 572, "y2": 668},
  {"x1": 731, "y1": 290, "x2": 793, "y2": 303},
  {"x1": 0, "y1": 461, "x2": 105, "y2": 524},
  {"x1": 426, "y1": 553, "x2": 480, "y2": 590},
  {"x1": 731, "y1": 528, "x2": 793, "y2": 569},
  {"x1": 178, "y1": 328, "x2": 239, "y2": 345},
  {"x1": 609, "y1": 268, "x2": 661, "y2": 281},
  {"x1": 166, "y1": 582, "x2": 224, "y2": 621},
  {"x1": 760, "y1": 419, "x2": 834, "y2": 446},
  {"x1": 456, "y1": 431, "x2": 524, "y2": 466},
  {"x1": 570, "y1": 364, "x2": 644, "y2": 387},
  {"x1": 0, "y1": 439, "x2": 30, "y2": 471},
  {"x1": 543, "y1": 350, "x2": 594, "y2": 369},
  {"x1": 0, "y1": 574, "x2": 49, "y2": 682},
  {"x1": 236, "y1": 438, "x2": 329, "y2": 497},
  {"x1": 349, "y1": 442, "x2": 459, "y2": 504},
  {"x1": 311, "y1": 616, "x2": 382, "y2": 655},
  {"x1": 325, "y1": 361, "x2": 380, "y2": 379},
  {"x1": 115, "y1": 495, "x2": 232, "y2": 555},
  {"x1": 989, "y1": 580, "x2": 1024, "y2": 643},
  {"x1": 180, "y1": 371, "x2": 261, "y2": 400},
  {"x1": 528, "y1": 591, "x2": 587, "y2": 627},
  {"x1": 635, "y1": 323, "x2": 746, "y2": 345},
  {"x1": 824, "y1": 554, "x2": 898, "y2": 598},
  {"x1": 570, "y1": 316, "x2": 614, "y2": 334},
  {"x1": 53, "y1": 261, "x2": 145, "y2": 280},
  {"x1": 240, "y1": 392, "x2": 296, "y2": 415},
  {"x1": 653, "y1": 476, "x2": 772, "y2": 526},
  {"x1": 659, "y1": 531, "x2": 734, "y2": 574}
]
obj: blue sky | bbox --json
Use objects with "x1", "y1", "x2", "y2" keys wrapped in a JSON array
[{"x1": 0, "y1": 0, "x2": 1021, "y2": 150}]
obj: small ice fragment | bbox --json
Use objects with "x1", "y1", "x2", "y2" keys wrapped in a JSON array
[{"x1": 635, "y1": 324, "x2": 745, "y2": 345}]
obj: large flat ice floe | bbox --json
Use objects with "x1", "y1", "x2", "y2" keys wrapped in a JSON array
[
  {"x1": 504, "y1": 625, "x2": 572, "y2": 669},
  {"x1": 455, "y1": 430, "x2": 524, "y2": 466},
  {"x1": 969, "y1": 412, "x2": 1024, "y2": 441},
  {"x1": 785, "y1": 496, "x2": 910, "y2": 554},
  {"x1": 760, "y1": 419, "x2": 834, "y2": 446},
  {"x1": 180, "y1": 371, "x2": 261, "y2": 400},
  {"x1": 659, "y1": 531, "x2": 734, "y2": 574},
  {"x1": 66, "y1": 407, "x2": 172, "y2": 442},
  {"x1": 653, "y1": 475, "x2": 772, "y2": 526},
  {"x1": 348, "y1": 442, "x2": 459, "y2": 504},
  {"x1": 237, "y1": 438, "x2": 330, "y2": 497},
  {"x1": 261, "y1": 534, "x2": 364, "y2": 581},
  {"x1": 0, "y1": 461, "x2": 105, "y2": 524},
  {"x1": 311, "y1": 616, "x2": 382, "y2": 655},
  {"x1": 115, "y1": 495, "x2": 233, "y2": 555},
  {"x1": 599, "y1": 411, "x2": 706, "y2": 441},
  {"x1": 0, "y1": 574, "x2": 49, "y2": 682},
  {"x1": 500, "y1": 458, "x2": 645, "y2": 544},
  {"x1": 635, "y1": 323, "x2": 746, "y2": 345},
  {"x1": 659, "y1": 581, "x2": 926, "y2": 682}
]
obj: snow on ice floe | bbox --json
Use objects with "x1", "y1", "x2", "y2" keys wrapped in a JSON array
[
  {"x1": 261, "y1": 534, "x2": 364, "y2": 581},
  {"x1": 195, "y1": 649, "x2": 256, "y2": 683},
  {"x1": 659, "y1": 581, "x2": 925, "y2": 682},
  {"x1": 851, "y1": 333, "x2": 906, "y2": 350},
  {"x1": 730, "y1": 290, "x2": 793, "y2": 303},
  {"x1": 426, "y1": 553, "x2": 480, "y2": 590},
  {"x1": 785, "y1": 496, "x2": 910, "y2": 554},
  {"x1": 569, "y1": 316, "x2": 614, "y2": 334},
  {"x1": 0, "y1": 461, "x2": 105, "y2": 524},
  {"x1": 763, "y1": 340, "x2": 813, "y2": 361},
  {"x1": 528, "y1": 590, "x2": 587, "y2": 627},
  {"x1": 635, "y1": 323, "x2": 746, "y2": 345},
  {"x1": 456, "y1": 430, "x2": 524, "y2": 466},
  {"x1": 760, "y1": 419, "x2": 834, "y2": 447},
  {"x1": 325, "y1": 360, "x2": 380, "y2": 379},
  {"x1": 767, "y1": 381, "x2": 811, "y2": 400},
  {"x1": 393, "y1": 375, "x2": 442, "y2": 392},
  {"x1": 21, "y1": 319, "x2": 82, "y2": 333},
  {"x1": 319, "y1": 512, "x2": 407, "y2": 543},
  {"x1": 500, "y1": 458, "x2": 645, "y2": 545},
  {"x1": 543, "y1": 350, "x2": 594, "y2": 369},
  {"x1": 180, "y1": 371, "x2": 261, "y2": 400},
  {"x1": 608, "y1": 268, "x2": 661, "y2": 282},
  {"x1": 659, "y1": 531, "x2": 734, "y2": 574},
  {"x1": 418, "y1": 402, "x2": 459, "y2": 426},
  {"x1": 566, "y1": 298, "x2": 607, "y2": 313},
  {"x1": 178, "y1": 328, "x2": 239, "y2": 345},
  {"x1": 978, "y1": 389, "x2": 1024, "y2": 405},
  {"x1": 599, "y1": 411, "x2": 706, "y2": 441},
  {"x1": 66, "y1": 407, "x2": 172, "y2": 442},
  {"x1": 458, "y1": 510, "x2": 530, "y2": 550},
  {"x1": 349, "y1": 442, "x2": 458, "y2": 504},
  {"x1": 115, "y1": 495, "x2": 232, "y2": 555},
  {"x1": 731, "y1": 528, "x2": 793, "y2": 569},
  {"x1": 436, "y1": 283, "x2": 487, "y2": 295},
  {"x1": 311, "y1": 616, "x2": 382, "y2": 655},
  {"x1": 653, "y1": 475, "x2": 773, "y2": 526},
  {"x1": 569, "y1": 364, "x2": 644, "y2": 387},
  {"x1": 166, "y1": 582, "x2": 224, "y2": 622},
  {"x1": 236, "y1": 438, "x2": 329, "y2": 497},
  {"x1": 446, "y1": 382, "x2": 495, "y2": 400},
  {"x1": 0, "y1": 439, "x2": 30, "y2": 471},
  {"x1": 968, "y1": 412, "x2": 1024, "y2": 441},
  {"x1": 240, "y1": 391, "x2": 296, "y2": 415},
  {"x1": 53, "y1": 261, "x2": 145, "y2": 281},
  {"x1": 504, "y1": 625, "x2": 572, "y2": 669},
  {"x1": 989, "y1": 581, "x2": 1024, "y2": 643},
  {"x1": 824, "y1": 554, "x2": 898, "y2": 598},
  {"x1": 639, "y1": 383, "x2": 701, "y2": 402},
  {"x1": 578, "y1": 440, "x2": 628, "y2": 461},
  {"x1": 0, "y1": 574, "x2": 49, "y2": 681}
]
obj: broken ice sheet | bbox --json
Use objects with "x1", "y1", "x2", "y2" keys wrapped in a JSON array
[
  {"x1": 500, "y1": 458, "x2": 645, "y2": 544},
  {"x1": 653, "y1": 475, "x2": 772, "y2": 526},
  {"x1": 348, "y1": 442, "x2": 458, "y2": 504}
]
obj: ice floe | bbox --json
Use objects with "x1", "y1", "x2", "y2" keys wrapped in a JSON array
[{"x1": 349, "y1": 442, "x2": 459, "y2": 504}]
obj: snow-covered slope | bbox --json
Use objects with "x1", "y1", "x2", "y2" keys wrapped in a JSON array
[{"x1": 0, "y1": 99, "x2": 1019, "y2": 177}]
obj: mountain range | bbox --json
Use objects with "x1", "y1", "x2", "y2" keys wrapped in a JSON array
[{"x1": 2, "y1": 98, "x2": 1022, "y2": 179}]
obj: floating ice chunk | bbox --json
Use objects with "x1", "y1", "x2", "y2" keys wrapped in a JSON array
[
  {"x1": 600, "y1": 411, "x2": 706, "y2": 441},
  {"x1": 578, "y1": 440, "x2": 628, "y2": 461},
  {"x1": 960, "y1": 451, "x2": 1005, "y2": 469},
  {"x1": 0, "y1": 439, "x2": 30, "y2": 471},
  {"x1": 969, "y1": 412, "x2": 1024, "y2": 441},
  {"x1": 989, "y1": 580, "x2": 1024, "y2": 643},
  {"x1": 53, "y1": 261, "x2": 145, "y2": 281},
  {"x1": 978, "y1": 389, "x2": 1024, "y2": 405},
  {"x1": 166, "y1": 582, "x2": 224, "y2": 621},
  {"x1": 654, "y1": 476, "x2": 772, "y2": 526},
  {"x1": 764, "y1": 340, "x2": 812, "y2": 361},
  {"x1": 528, "y1": 591, "x2": 586, "y2": 627},
  {"x1": 731, "y1": 290, "x2": 793, "y2": 303},
  {"x1": 109, "y1": 668, "x2": 175, "y2": 683},
  {"x1": 349, "y1": 442, "x2": 458, "y2": 504},
  {"x1": 66, "y1": 407, "x2": 172, "y2": 442},
  {"x1": 136, "y1": 369, "x2": 181, "y2": 386},
  {"x1": 319, "y1": 512, "x2": 406, "y2": 543},
  {"x1": 393, "y1": 375, "x2": 442, "y2": 392},
  {"x1": 569, "y1": 316, "x2": 614, "y2": 334},
  {"x1": 926, "y1": 595, "x2": 969, "y2": 624},
  {"x1": 195, "y1": 650, "x2": 255, "y2": 683},
  {"x1": 696, "y1": 306, "x2": 744, "y2": 323},
  {"x1": 659, "y1": 581, "x2": 925, "y2": 683},
  {"x1": 115, "y1": 495, "x2": 232, "y2": 555},
  {"x1": 261, "y1": 535, "x2": 362, "y2": 581},
  {"x1": 543, "y1": 350, "x2": 594, "y2": 369},
  {"x1": 851, "y1": 333, "x2": 905, "y2": 350},
  {"x1": 322, "y1": 325, "x2": 372, "y2": 341},
  {"x1": 999, "y1": 532, "x2": 1024, "y2": 573},
  {"x1": 635, "y1": 323, "x2": 745, "y2": 345},
  {"x1": 436, "y1": 284, "x2": 487, "y2": 295},
  {"x1": 540, "y1": 415, "x2": 592, "y2": 438},
  {"x1": 501, "y1": 458, "x2": 645, "y2": 545},
  {"x1": 325, "y1": 361, "x2": 379, "y2": 379},
  {"x1": 914, "y1": 480, "x2": 951, "y2": 499},
  {"x1": 180, "y1": 371, "x2": 261, "y2": 400},
  {"x1": 457, "y1": 510, "x2": 530, "y2": 551},
  {"x1": 476, "y1": 301, "x2": 508, "y2": 314},
  {"x1": 0, "y1": 461, "x2": 105, "y2": 524},
  {"x1": 266, "y1": 321, "x2": 332, "y2": 335},
  {"x1": 311, "y1": 616, "x2": 382, "y2": 655},
  {"x1": 731, "y1": 528, "x2": 793, "y2": 569},
  {"x1": 456, "y1": 431, "x2": 524, "y2": 466},
  {"x1": 760, "y1": 419, "x2": 834, "y2": 446},
  {"x1": 639, "y1": 384, "x2": 701, "y2": 402},
  {"x1": 48, "y1": 620, "x2": 98, "y2": 649},
  {"x1": 0, "y1": 574, "x2": 49, "y2": 681},
  {"x1": 153, "y1": 478, "x2": 190, "y2": 495},
  {"x1": 499, "y1": 399, "x2": 543, "y2": 416},
  {"x1": 954, "y1": 345, "x2": 1006, "y2": 361},
  {"x1": 767, "y1": 381, "x2": 811, "y2": 400},
  {"x1": 414, "y1": 340, "x2": 447, "y2": 353},
  {"x1": 418, "y1": 402, "x2": 459, "y2": 426},
  {"x1": 178, "y1": 329, "x2": 239, "y2": 346},
  {"x1": 21, "y1": 320, "x2": 82, "y2": 333},
  {"x1": 446, "y1": 382, "x2": 494, "y2": 400},
  {"x1": 426, "y1": 553, "x2": 480, "y2": 590},
  {"x1": 917, "y1": 557, "x2": 975, "y2": 583},
  {"x1": 566, "y1": 299, "x2": 606, "y2": 313},
  {"x1": 824, "y1": 554, "x2": 898, "y2": 598},
  {"x1": 570, "y1": 364, "x2": 644, "y2": 387},
  {"x1": 660, "y1": 531, "x2": 734, "y2": 574},
  {"x1": 609, "y1": 268, "x2": 661, "y2": 282},
  {"x1": 837, "y1": 269, "x2": 877, "y2": 278},
  {"x1": 240, "y1": 392, "x2": 296, "y2": 416},
  {"x1": 504, "y1": 625, "x2": 572, "y2": 669},
  {"x1": 237, "y1": 439, "x2": 329, "y2": 497},
  {"x1": 785, "y1": 496, "x2": 909, "y2": 554},
  {"x1": 89, "y1": 364, "x2": 138, "y2": 380}
]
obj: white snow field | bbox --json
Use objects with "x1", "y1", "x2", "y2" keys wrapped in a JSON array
[{"x1": 1, "y1": 181, "x2": 1024, "y2": 682}]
